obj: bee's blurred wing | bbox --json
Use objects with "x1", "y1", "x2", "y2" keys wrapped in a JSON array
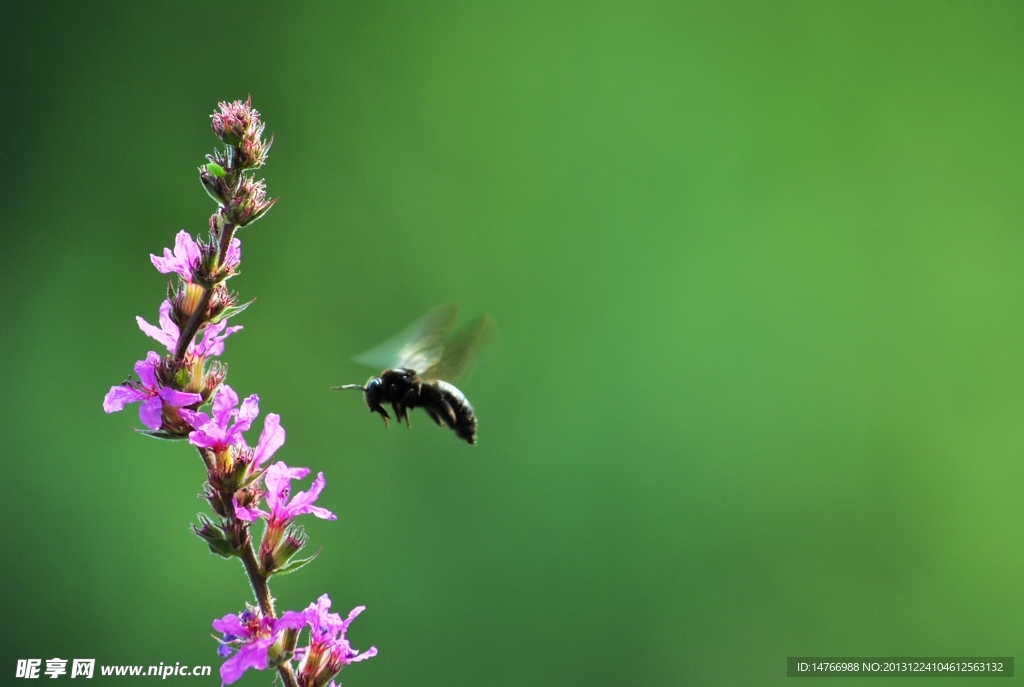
[
  {"x1": 353, "y1": 303, "x2": 460, "y2": 374},
  {"x1": 425, "y1": 314, "x2": 496, "y2": 382}
]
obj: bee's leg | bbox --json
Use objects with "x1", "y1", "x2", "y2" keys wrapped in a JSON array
[
  {"x1": 423, "y1": 406, "x2": 443, "y2": 426},
  {"x1": 391, "y1": 401, "x2": 410, "y2": 428},
  {"x1": 370, "y1": 403, "x2": 390, "y2": 428},
  {"x1": 436, "y1": 399, "x2": 457, "y2": 427},
  {"x1": 399, "y1": 389, "x2": 419, "y2": 428}
]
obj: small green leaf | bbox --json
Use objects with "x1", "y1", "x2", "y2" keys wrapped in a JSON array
[
  {"x1": 271, "y1": 549, "x2": 321, "y2": 576},
  {"x1": 133, "y1": 428, "x2": 187, "y2": 441},
  {"x1": 238, "y1": 467, "x2": 265, "y2": 490},
  {"x1": 210, "y1": 298, "x2": 255, "y2": 324},
  {"x1": 206, "y1": 161, "x2": 226, "y2": 178},
  {"x1": 206, "y1": 540, "x2": 239, "y2": 558},
  {"x1": 191, "y1": 516, "x2": 240, "y2": 559}
]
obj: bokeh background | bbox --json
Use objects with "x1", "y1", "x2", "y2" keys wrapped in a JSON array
[{"x1": 2, "y1": 2, "x2": 1023, "y2": 685}]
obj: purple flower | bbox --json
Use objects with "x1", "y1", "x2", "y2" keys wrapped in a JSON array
[
  {"x1": 103, "y1": 352, "x2": 202, "y2": 430},
  {"x1": 295, "y1": 595, "x2": 376, "y2": 687},
  {"x1": 213, "y1": 608, "x2": 306, "y2": 685},
  {"x1": 266, "y1": 463, "x2": 336, "y2": 522},
  {"x1": 235, "y1": 462, "x2": 336, "y2": 524},
  {"x1": 151, "y1": 230, "x2": 240, "y2": 282},
  {"x1": 197, "y1": 319, "x2": 242, "y2": 358},
  {"x1": 137, "y1": 300, "x2": 242, "y2": 357},
  {"x1": 151, "y1": 230, "x2": 199, "y2": 280},
  {"x1": 136, "y1": 301, "x2": 179, "y2": 351},
  {"x1": 180, "y1": 385, "x2": 285, "y2": 469},
  {"x1": 180, "y1": 384, "x2": 254, "y2": 451}
]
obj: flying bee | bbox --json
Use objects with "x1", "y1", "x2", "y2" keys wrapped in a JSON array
[{"x1": 333, "y1": 304, "x2": 494, "y2": 445}]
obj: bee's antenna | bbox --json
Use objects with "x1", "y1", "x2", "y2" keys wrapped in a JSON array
[{"x1": 332, "y1": 384, "x2": 366, "y2": 391}]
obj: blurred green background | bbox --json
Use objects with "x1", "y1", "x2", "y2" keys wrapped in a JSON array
[{"x1": 2, "y1": 1, "x2": 1023, "y2": 685}]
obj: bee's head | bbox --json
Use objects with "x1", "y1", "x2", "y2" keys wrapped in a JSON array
[
  {"x1": 332, "y1": 377, "x2": 391, "y2": 427},
  {"x1": 332, "y1": 377, "x2": 383, "y2": 407},
  {"x1": 364, "y1": 377, "x2": 384, "y2": 406}
]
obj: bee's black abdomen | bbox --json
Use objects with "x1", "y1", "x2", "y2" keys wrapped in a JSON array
[{"x1": 433, "y1": 380, "x2": 477, "y2": 445}]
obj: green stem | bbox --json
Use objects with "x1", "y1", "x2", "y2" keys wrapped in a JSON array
[
  {"x1": 197, "y1": 448, "x2": 299, "y2": 687},
  {"x1": 217, "y1": 220, "x2": 237, "y2": 266},
  {"x1": 173, "y1": 288, "x2": 212, "y2": 361},
  {"x1": 239, "y1": 538, "x2": 300, "y2": 687},
  {"x1": 171, "y1": 220, "x2": 235, "y2": 362}
]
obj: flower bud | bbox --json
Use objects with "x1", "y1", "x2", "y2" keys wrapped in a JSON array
[
  {"x1": 205, "y1": 451, "x2": 260, "y2": 502},
  {"x1": 299, "y1": 647, "x2": 326, "y2": 686},
  {"x1": 159, "y1": 405, "x2": 195, "y2": 438},
  {"x1": 220, "y1": 517, "x2": 251, "y2": 551},
  {"x1": 199, "y1": 165, "x2": 233, "y2": 205},
  {"x1": 237, "y1": 132, "x2": 273, "y2": 170},
  {"x1": 202, "y1": 482, "x2": 232, "y2": 518},
  {"x1": 259, "y1": 521, "x2": 286, "y2": 572},
  {"x1": 210, "y1": 210, "x2": 227, "y2": 237},
  {"x1": 207, "y1": 285, "x2": 236, "y2": 322},
  {"x1": 269, "y1": 626, "x2": 299, "y2": 667},
  {"x1": 233, "y1": 483, "x2": 262, "y2": 511},
  {"x1": 223, "y1": 176, "x2": 275, "y2": 226},
  {"x1": 170, "y1": 282, "x2": 208, "y2": 327},
  {"x1": 191, "y1": 513, "x2": 238, "y2": 558},
  {"x1": 271, "y1": 527, "x2": 308, "y2": 574},
  {"x1": 201, "y1": 362, "x2": 226, "y2": 402},
  {"x1": 211, "y1": 97, "x2": 255, "y2": 147}
]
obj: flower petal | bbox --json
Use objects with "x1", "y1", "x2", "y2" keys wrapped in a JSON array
[
  {"x1": 179, "y1": 408, "x2": 210, "y2": 429},
  {"x1": 150, "y1": 230, "x2": 200, "y2": 280},
  {"x1": 305, "y1": 594, "x2": 332, "y2": 625},
  {"x1": 134, "y1": 352, "x2": 162, "y2": 389},
  {"x1": 350, "y1": 646, "x2": 378, "y2": 663},
  {"x1": 253, "y1": 414, "x2": 285, "y2": 467},
  {"x1": 212, "y1": 613, "x2": 249, "y2": 638},
  {"x1": 224, "y1": 237, "x2": 241, "y2": 270},
  {"x1": 194, "y1": 320, "x2": 226, "y2": 357},
  {"x1": 232, "y1": 497, "x2": 267, "y2": 523},
  {"x1": 222, "y1": 393, "x2": 259, "y2": 446},
  {"x1": 263, "y1": 462, "x2": 309, "y2": 515},
  {"x1": 137, "y1": 316, "x2": 177, "y2": 351},
  {"x1": 157, "y1": 300, "x2": 178, "y2": 338},
  {"x1": 266, "y1": 462, "x2": 309, "y2": 486},
  {"x1": 187, "y1": 424, "x2": 223, "y2": 450},
  {"x1": 286, "y1": 472, "x2": 337, "y2": 520},
  {"x1": 159, "y1": 387, "x2": 203, "y2": 408},
  {"x1": 305, "y1": 504, "x2": 337, "y2": 521},
  {"x1": 237, "y1": 394, "x2": 260, "y2": 426},
  {"x1": 103, "y1": 385, "x2": 145, "y2": 413},
  {"x1": 139, "y1": 396, "x2": 164, "y2": 430},
  {"x1": 174, "y1": 230, "x2": 201, "y2": 275},
  {"x1": 195, "y1": 323, "x2": 243, "y2": 358},
  {"x1": 273, "y1": 610, "x2": 308, "y2": 633},
  {"x1": 219, "y1": 638, "x2": 271, "y2": 685},
  {"x1": 340, "y1": 605, "x2": 366, "y2": 633},
  {"x1": 213, "y1": 385, "x2": 239, "y2": 429}
]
